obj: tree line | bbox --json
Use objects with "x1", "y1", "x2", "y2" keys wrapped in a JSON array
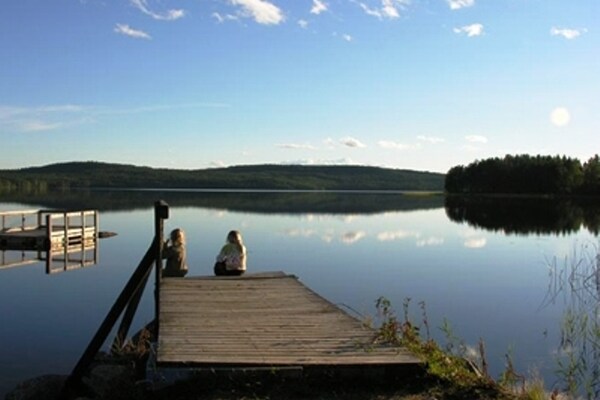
[
  {"x1": 445, "y1": 154, "x2": 600, "y2": 195},
  {"x1": 0, "y1": 162, "x2": 445, "y2": 192}
]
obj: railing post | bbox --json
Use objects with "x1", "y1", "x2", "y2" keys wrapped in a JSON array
[
  {"x1": 154, "y1": 200, "x2": 169, "y2": 338},
  {"x1": 45, "y1": 214, "x2": 52, "y2": 273},
  {"x1": 63, "y1": 212, "x2": 69, "y2": 247},
  {"x1": 94, "y1": 211, "x2": 99, "y2": 265}
]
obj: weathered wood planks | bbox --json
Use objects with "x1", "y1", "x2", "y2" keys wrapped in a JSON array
[{"x1": 157, "y1": 273, "x2": 421, "y2": 367}]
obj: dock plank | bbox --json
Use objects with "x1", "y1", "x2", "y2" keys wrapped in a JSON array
[{"x1": 157, "y1": 273, "x2": 420, "y2": 367}]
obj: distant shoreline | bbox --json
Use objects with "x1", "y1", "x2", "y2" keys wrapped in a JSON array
[{"x1": 0, "y1": 161, "x2": 446, "y2": 192}]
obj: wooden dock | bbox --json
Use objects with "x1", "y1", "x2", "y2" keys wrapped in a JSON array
[
  {"x1": 0, "y1": 209, "x2": 99, "y2": 272},
  {"x1": 157, "y1": 272, "x2": 420, "y2": 367},
  {"x1": 60, "y1": 201, "x2": 420, "y2": 399}
]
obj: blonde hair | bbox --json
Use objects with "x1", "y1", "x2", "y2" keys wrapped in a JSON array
[
  {"x1": 170, "y1": 228, "x2": 186, "y2": 246},
  {"x1": 227, "y1": 230, "x2": 243, "y2": 253}
]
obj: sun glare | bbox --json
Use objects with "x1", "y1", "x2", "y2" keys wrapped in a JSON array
[{"x1": 550, "y1": 107, "x2": 571, "y2": 127}]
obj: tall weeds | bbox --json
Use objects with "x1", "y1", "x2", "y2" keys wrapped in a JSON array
[
  {"x1": 373, "y1": 296, "x2": 498, "y2": 392},
  {"x1": 541, "y1": 241, "x2": 600, "y2": 399}
]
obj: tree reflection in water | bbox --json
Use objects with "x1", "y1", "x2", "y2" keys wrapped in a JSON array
[
  {"x1": 540, "y1": 243, "x2": 600, "y2": 399},
  {"x1": 445, "y1": 195, "x2": 600, "y2": 236}
]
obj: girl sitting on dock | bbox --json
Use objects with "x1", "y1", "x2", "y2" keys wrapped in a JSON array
[
  {"x1": 162, "y1": 228, "x2": 188, "y2": 277},
  {"x1": 214, "y1": 230, "x2": 246, "y2": 276}
]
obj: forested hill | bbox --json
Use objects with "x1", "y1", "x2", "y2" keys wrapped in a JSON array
[{"x1": 0, "y1": 162, "x2": 445, "y2": 191}]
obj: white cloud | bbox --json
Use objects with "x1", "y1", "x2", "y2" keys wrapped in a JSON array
[
  {"x1": 276, "y1": 143, "x2": 317, "y2": 150},
  {"x1": 94, "y1": 103, "x2": 230, "y2": 116},
  {"x1": 209, "y1": 160, "x2": 227, "y2": 168},
  {"x1": 340, "y1": 137, "x2": 366, "y2": 148},
  {"x1": 462, "y1": 144, "x2": 481, "y2": 152},
  {"x1": 417, "y1": 135, "x2": 444, "y2": 144},
  {"x1": 114, "y1": 24, "x2": 151, "y2": 39},
  {"x1": 550, "y1": 107, "x2": 570, "y2": 127},
  {"x1": 212, "y1": 12, "x2": 239, "y2": 23},
  {"x1": 230, "y1": 0, "x2": 285, "y2": 25},
  {"x1": 298, "y1": 19, "x2": 308, "y2": 28},
  {"x1": 323, "y1": 138, "x2": 336, "y2": 147},
  {"x1": 342, "y1": 34, "x2": 353, "y2": 42},
  {"x1": 0, "y1": 105, "x2": 84, "y2": 120},
  {"x1": 20, "y1": 121, "x2": 63, "y2": 132},
  {"x1": 358, "y1": 0, "x2": 410, "y2": 20},
  {"x1": 0, "y1": 104, "x2": 88, "y2": 133},
  {"x1": 359, "y1": 3, "x2": 384, "y2": 18},
  {"x1": 550, "y1": 27, "x2": 585, "y2": 40},
  {"x1": 465, "y1": 135, "x2": 488, "y2": 143},
  {"x1": 446, "y1": 0, "x2": 475, "y2": 10},
  {"x1": 378, "y1": 140, "x2": 419, "y2": 150},
  {"x1": 311, "y1": 0, "x2": 327, "y2": 15},
  {"x1": 453, "y1": 23, "x2": 484, "y2": 37},
  {"x1": 280, "y1": 157, "x2": 354, "y2": 166},
  {"x1": 129, "y1": 0, "x2": 185, "y2": 21},
  {"x1": 0, "y1": 103, "x2": 229, "y2": 133}
]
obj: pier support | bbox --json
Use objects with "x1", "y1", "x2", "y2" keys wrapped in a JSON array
[{"x1": 60, "y1": 201, "x2": 169, "y2": 399}]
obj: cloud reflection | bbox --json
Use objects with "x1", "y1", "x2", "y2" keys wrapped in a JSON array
[
  {"x1": 416, "y1": 237, "x2": 445, "y2": 247},
  {"x1": 464, "y1": 238, "x2": 487, "y2": 248},
  {"x1": 377, "y1": 230, "x2": 418, "y2": 241},
  {"x1": 341, "y1": 231, "x2": 366, "y2": 244},
  {"x1": 284, "y1": 228, "x2": 317, "y2": 238}
]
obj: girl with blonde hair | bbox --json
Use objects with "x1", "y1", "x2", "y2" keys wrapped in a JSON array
[
  {"x1": 162, "y1": 228, "x2": 188, "y2": 277},
  {"x1": 214, "y1": 230, "x2": 246, "y2": 276}
]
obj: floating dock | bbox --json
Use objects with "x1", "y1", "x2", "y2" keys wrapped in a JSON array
[
  {"x1": 157, "y1": 272, "x2": 420, "y2": 368},
  {"x1": 0, "y1": 209, "x2": 99, "y2": 272}
]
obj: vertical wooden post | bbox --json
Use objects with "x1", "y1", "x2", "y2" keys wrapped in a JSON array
[
  {"x1": 154, "y1": 200, "x2": 169, "y2": 338},
  {"x1": 45, "y1": 214, "x2": 52, "y2": 274},
  {"x1": 64, "y1": 212, "x2": 69, "y2": 247},
  {"x1": 94, "y1": 211, "x2": 99, "y2": 264}
]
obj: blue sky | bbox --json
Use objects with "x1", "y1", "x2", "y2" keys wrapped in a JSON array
[{"x1": 0, "y1": 0, "x2": 598, "y2": 173}]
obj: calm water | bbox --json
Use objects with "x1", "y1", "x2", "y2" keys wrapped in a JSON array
[{"x1": 0, "y1": 190, "x2": 599, "y2": 397}]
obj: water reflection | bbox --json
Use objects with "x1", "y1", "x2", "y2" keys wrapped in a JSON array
[
  {"x1": 0, "y1": 246, "x2": 98, "y2": 274},
  {"x1": 6, "y1": 190, "x2": 600, "y2": 238},
  {"x1": 0, "y1": 189, "x2": 444, "y2": 214},
  {"x1": 0, "y1": 208, "x2": 100, "y2": 274},
  {"x1": 445, "y1": 196, "x2": 600, "y2": 235}
]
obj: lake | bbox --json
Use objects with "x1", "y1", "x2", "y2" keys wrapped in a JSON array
[{"x1": 1, "y1": 190, "x2": 599, "y2": 398}]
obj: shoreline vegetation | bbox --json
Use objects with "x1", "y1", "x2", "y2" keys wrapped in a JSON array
[
  {"x1": 1, "y1": 154, "x2": 599, "y2": 196},
  {"x1": 0, "y1": 161, "x2": 445, "y2": 192},
  {"x1": 446, "y1": 154, "x2": 600, "y2": 195}
]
